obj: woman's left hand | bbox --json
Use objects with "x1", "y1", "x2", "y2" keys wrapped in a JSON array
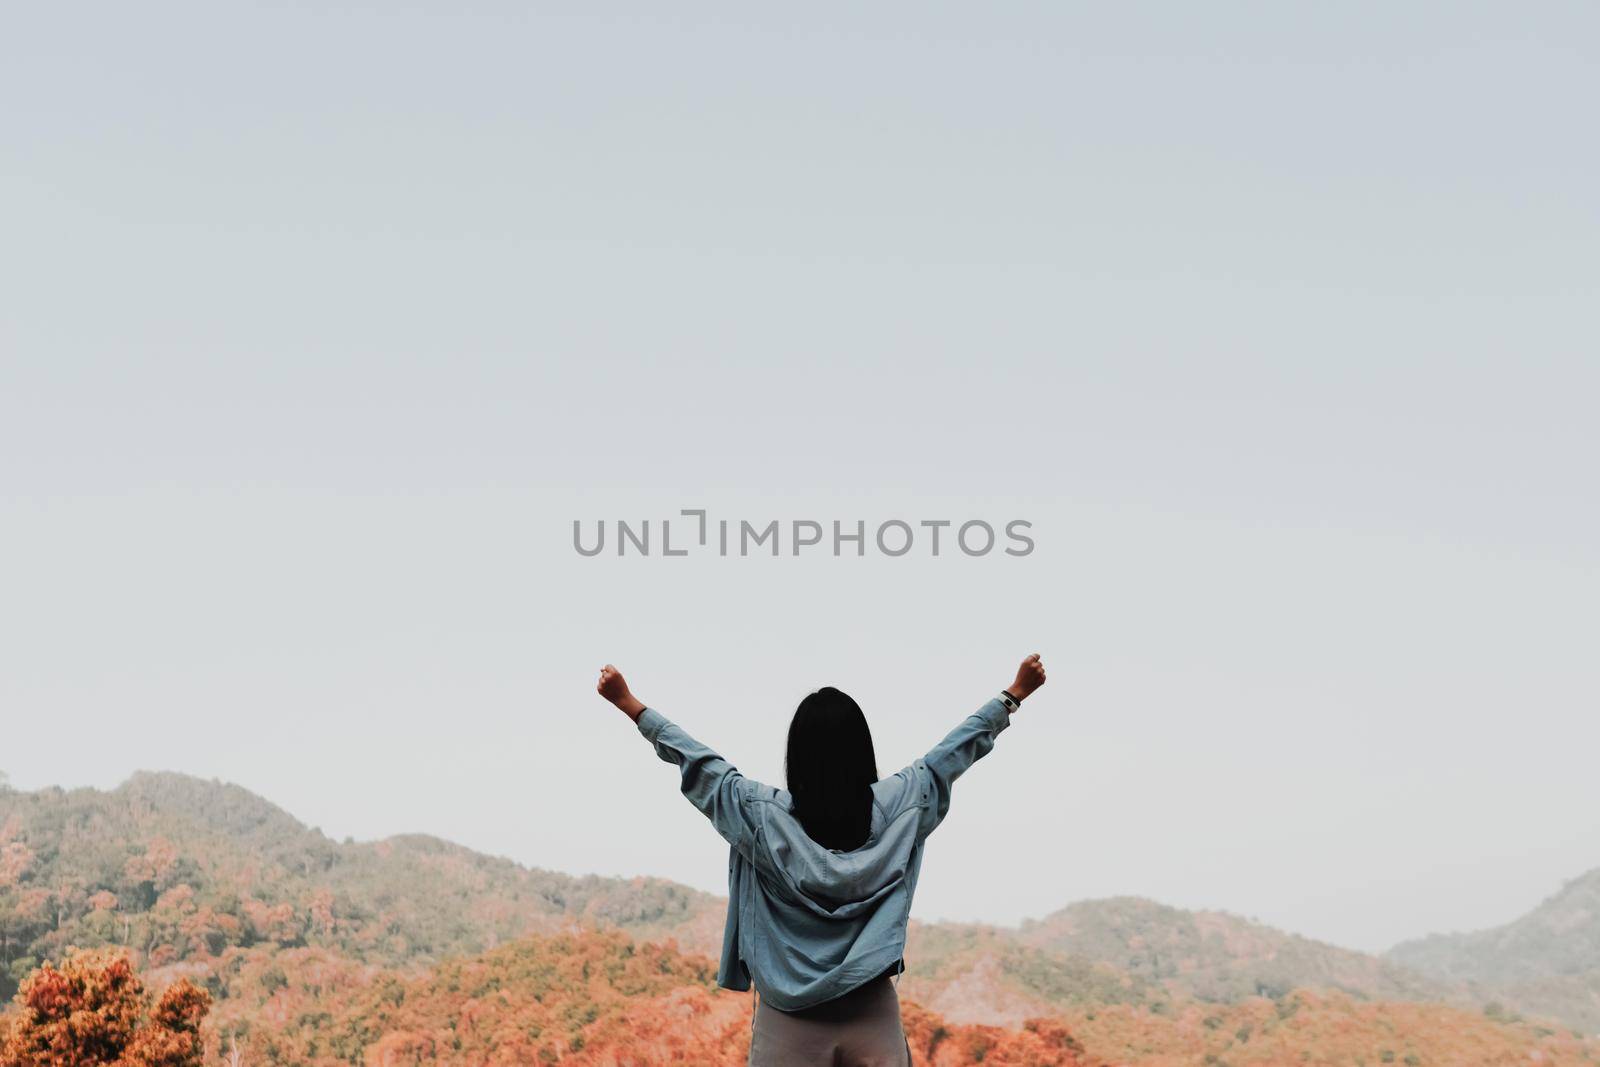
[{"x1": 597, "y1": 664, "x2": 646, "y2": 720}]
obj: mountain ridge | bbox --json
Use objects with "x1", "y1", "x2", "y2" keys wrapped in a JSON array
[{"x1": 3, "y1": 769, "x2": 1595, "y2": 1036}]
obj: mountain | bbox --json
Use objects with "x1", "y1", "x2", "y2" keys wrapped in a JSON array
[
  {"x1": 1388, "y1": 868, "x2": 1600, "y2": 1034},
  {"x1": 1017, "y1": 897, "x2": 1448, "y2": 1003},
  {"x1": 1388, "y1": 868, "x2": 1600, "y2": 982},
  {"x1": 4, "y1": 770, "x2": 1598, "y2": 1062},
  {"x1": 0, "y1": 770, "x2": 722, "y2": 1000},
  {"x1": 0, "y1": 772, "x2": 1443, "y2": 1021},
  {"x1": 901, "y1": 920, "x2": 1157, "y2": 1026}
]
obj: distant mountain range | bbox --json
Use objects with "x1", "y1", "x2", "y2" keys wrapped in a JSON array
[
  {"x1": 898, "y1": 895, "x2": 1451, "y2": 1029},
  {"x1": 1, "y1": 770, "x2": 1595, "y2": 1062}
]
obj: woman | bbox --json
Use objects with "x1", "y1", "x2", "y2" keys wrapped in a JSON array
[{"x1": 595, "y1": 653, "x2": 1047, "y2": 1067}]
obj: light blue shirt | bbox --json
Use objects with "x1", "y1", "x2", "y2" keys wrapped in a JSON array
[{"x1": 635, "y1": 696, "x2": 1013, "y2": 1012}]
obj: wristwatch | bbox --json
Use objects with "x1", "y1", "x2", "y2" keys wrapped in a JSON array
[{"x1": 998, "y1": 690, "x2": 1021, "y2": 713}]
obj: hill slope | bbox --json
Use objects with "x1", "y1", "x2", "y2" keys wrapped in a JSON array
[
  {"x1": 901, "y1": 920, "x2": 1157, "y2": 1026},
  {"x1": 0, "y1": 770, "x2": 722, "y2": 1000},
  {"x1": 1019, "y1": 896, "x2": 1447, "y2": 1003},
  {"x1": 1388, "y1": 868, "x2": 1600, "y2": 1034},
  {"x1": 1389, "y1": 868, "x2": 1600, "y2": 983}
]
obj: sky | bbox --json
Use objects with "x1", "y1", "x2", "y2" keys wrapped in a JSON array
[{"x1": 2, "y1": 2, "x2": 1597, "y2": 955}]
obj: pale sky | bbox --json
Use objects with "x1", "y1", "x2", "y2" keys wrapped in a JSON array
[{"x1": 2, "y1": 3, "x2": 1597, "y2": 955}]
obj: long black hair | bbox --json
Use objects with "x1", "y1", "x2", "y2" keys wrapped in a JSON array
[{"x1": 784, "y1": 686, "x2": 879, "y2": 852}]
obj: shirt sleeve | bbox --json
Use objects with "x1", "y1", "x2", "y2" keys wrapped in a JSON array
[
  {"x1": 636, "y1": 707, "x2": 764, "y2": 855},
  {"x1": 911, "y1": 696, "x2": 1013, "y2": 839}
]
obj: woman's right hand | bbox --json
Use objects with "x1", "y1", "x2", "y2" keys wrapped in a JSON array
[{"x1": 1005, "y1": 653, "x2": 1046, "y2": 703}]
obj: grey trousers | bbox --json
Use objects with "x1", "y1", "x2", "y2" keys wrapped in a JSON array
[{"x1": 747, "y1": 974, "x2": 913, "y2": 1067}]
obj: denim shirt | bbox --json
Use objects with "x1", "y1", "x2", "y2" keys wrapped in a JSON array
[{"x1": 635, "y1": 695, "x2": 1013, "y2": 1012}]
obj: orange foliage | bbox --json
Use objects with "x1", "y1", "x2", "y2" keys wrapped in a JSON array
[
  {"x1": 123, "y1": 838, "x2": 181, "y2": 888},
  {"x1": 198, "y1": 930, "x2": 1096, "y2": 1067},
  {"x1": 902, "y1": 1000, "x2": 1095, "y2": 1066},
  {"x1": 1057, "y1": 991, "x2": 1599, "y2": 1067},
  {"x1": 9, "y1": 931, "x2": 1594, "y2": 1067},
  {"x1": 0, "y1": 842, "x2": 33, "y2": 887},
  {"x1": 0, "y1": 952, "x2": 209, "y2": 1067}
]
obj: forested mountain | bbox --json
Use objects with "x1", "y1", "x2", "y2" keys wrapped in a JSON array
[
  {"x1": 1017, "y1": 897, "x2": 1447, "y2": 1003},
  {"x1": 1388, "y1": 868, "x2": 1600, "y2": 1034},
  {"x1": 894, "y1": 897, "x2": 1458, "y2": 1032},
  {"x1": 901, "y1": 921, "x2": 1157, "y2": 1026},
  {"x1": 2, "y1": 771, "x2": 1597, "y2": 1063},
  {"x1": 1389, "y1": 868, "x2": 1600, "y2": 982},
  {"x1": 0, "y1": 774, "x2": 1098, "y2": 1064},
  {"x1": 0, "y1": 770, "x2": 722, "y2": 1000},
  {"x1": 2, "y1": 771, "x2": 1437, "y2": 1020}
]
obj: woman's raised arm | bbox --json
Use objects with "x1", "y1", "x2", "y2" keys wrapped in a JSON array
[
  {"x1": 914, "y1": 653, "x2": 1047, "y2": 838},
  {"x1": 597, "y1": 664, "x2": 764, "y2": 855}
]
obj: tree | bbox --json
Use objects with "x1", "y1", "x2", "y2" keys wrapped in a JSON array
[{"x1": 0, "y1": 951, "x2": 210, "y2": 1067}]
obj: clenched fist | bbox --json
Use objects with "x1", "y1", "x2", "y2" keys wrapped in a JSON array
[
  {"x1": 1005, "y1": 653, "x2": 1046, "y2": 704},
  {"x1": 597, "y1": 664, "x2": 646, "y2": 721}
]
